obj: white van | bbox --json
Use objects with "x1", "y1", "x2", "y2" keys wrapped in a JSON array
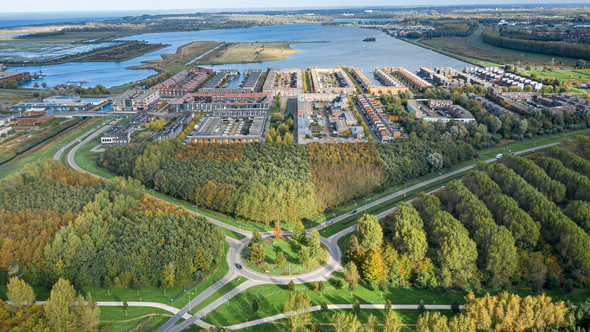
[{"x1": 495, "y1": 154, "x2": 503, "y2": 159}]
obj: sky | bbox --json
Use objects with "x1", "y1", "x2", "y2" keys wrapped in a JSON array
[{"x1": 2, "y1": 0, "x2": 589, "y2": 14}]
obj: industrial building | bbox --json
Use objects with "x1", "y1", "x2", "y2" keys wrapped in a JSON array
[
  {"x1": 16, "y1": 109, "x2": 54, "y2": 126},
  {"x1": 0, "y1": 71, "x2": 30, "y2": 82},
  {"x1": 150, "y1": 69, "x2": 212, "y2": 97},
  {"x1": 262, "y1": 69, "x2": 304, "y2": 97},
  {"x1": 112, "y1": 89, "x2": 160, "y2": 111},
  {"x1": 101, "y1": 125, "x2": 135, "y2": 145},
  {"x1": 169, "y1": 92, "x2": 273, "y2": 116},
  {"x1": 189, "y1": 116, "x2": 266, "y2": 143}
]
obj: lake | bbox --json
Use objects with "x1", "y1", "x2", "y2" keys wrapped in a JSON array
[{"x1": 6, "y1": 23, "x2": 470, "y2": 89}]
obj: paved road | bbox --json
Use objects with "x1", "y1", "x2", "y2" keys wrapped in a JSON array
[
  {"x1": 53, "y1": 119, "x2": 116, "y2": 162},
  {"x1": 67, "y1": 138, "x2": 563, "y2": 331}
]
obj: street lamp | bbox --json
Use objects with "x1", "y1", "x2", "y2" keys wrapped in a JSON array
[
  {"x1": 184, "y1": 290, "x2": 195, "y2": 314},
  {"x1": 363, "y1": 197, "x2": 368, "y2": 213},
  {"x1": 195, "y1": 203, "x2": 201, "y2": 216},
  {"x1": 238, "y1": 218, "x2": 243, "y2": 229},
  {"x1": 404, "y1": 182, "x2": 409, "y2": 197}
]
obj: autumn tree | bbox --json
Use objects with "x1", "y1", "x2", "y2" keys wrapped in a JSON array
[
  {"x1": 283, "y1": 292, "x2": 311, "y2": 332},
  {"x1": 45, "y1": 278, "x2": 100, "y2": 332},
  {"x1": 293, "y1": 221, "x2": 306, "y2": 241},
  {"x1": 333, "y1": 312, "x2": 361, "y2": 332},
  {"x1": 348, "y1": 280, "x2": 357, "y2": 297},
  {"x1": 379, "y1": 279, "x2": 389, "y2": 297},
  {"x1": 287, "y1": 280, "x2": 295, "y2": 293},
  {"x1": 273, "y1": 221, "x2": 283, "y2": 239},
  {"x1": 252, "y1": 229, "x2": 263, "y2": 244},
  {"x1": 345, "y1": 262, "x2": 360, "y2": 284},
  {"x1": 417, "y1": 311, "x2": 450, "y2": 332},
  {"x1": 308, "y1": 229, "x2": 322, "y2": 258},
  {"x1": 366, "y1": 314, "x2": 378, "y2": 332},
  {"x1": 249, "y1": 242, "x2": 266, "y2": 262},
  {"x1": 275, "y1": 251, "x2": 286, "y2": 266},
  {"x1": 298, "y1": 246, "x2": 312, "y2": 266},
  {"x1": 384, "y1": 310, "x2": 402, "y2": 332},
  {"x1": 160, "y1": 280, "x2": 168, "y2": 296},
  {"x1": 363, "y1": 249, "x2": 386, "y2": 284},
  {"x1": 7, "y1": 277, "x2": 36, "y2": 311}
]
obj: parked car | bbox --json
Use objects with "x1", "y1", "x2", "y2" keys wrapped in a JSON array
[
  {"x1": 327, "y1": 220, "x2": 333, "y2": 225},
  {"x1": 236, "y1": 263, "x2": 243, "y2": 270},
  {"x1": 351, "y1": 210, "x2": 357, "y2": 214}
]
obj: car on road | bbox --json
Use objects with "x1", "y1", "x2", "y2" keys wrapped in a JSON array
[
  {"x1": 236, "y1": 263, "x2": 243, "y2": 270},
  {"x1": 495, "y1": 154, "x2": 503, "y2": 159},
  {"x1": 351, "y1": 210, "x2": 357, "y2": 214},
  {"x1": 327, "y1": 220, "x2": 333, "y2": 225}
]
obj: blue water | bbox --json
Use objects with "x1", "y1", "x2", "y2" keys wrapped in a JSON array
[{"x1": 5, "y1": 23, "x2": 470, "y2": 88}]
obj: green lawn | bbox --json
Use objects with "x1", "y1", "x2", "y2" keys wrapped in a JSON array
[
  {"x1": 525, "y1": 69, "x2": 590, "y2": 81},
  {"x1": 191, "y1": 277, "x2": 249, "y2": 314},
  {"x1": 100, "y1": 314, "x2": 170, "y2": 332},
  {"x1": 100, "y1": 306, "x2": 171, "y2": 322},
  {"x1": 241, "y1": 237, "x2": 326, "y2": 275},
  {"x1": 202, "y1": 280, "x2": 590, "y2": 327},
  {"x1": 73, "y1": 135, "x2": 117, "y2": 177}
]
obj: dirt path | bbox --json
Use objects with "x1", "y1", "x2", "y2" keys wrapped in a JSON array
[{"x1": 101, "y1": 313, "x2": 172, "y2": 323}]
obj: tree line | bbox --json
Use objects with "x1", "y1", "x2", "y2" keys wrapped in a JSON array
[{"x1": 482, "y1": 25, "x2": 590, "y2": 61}]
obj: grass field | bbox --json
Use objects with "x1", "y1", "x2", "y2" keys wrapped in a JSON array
[
  {"x1": 241, "y1": 237, "x2": 327, "y2": 275},
  {"x1": 524, "y1": 69, "x2": 590, "y2": 82},
  {"x1": 100, "y1": 314, "x2": 170, "y2": 332},
  {"x1": 202, "y1": 280, "x2": 590, "y2": 327},
  {"x1": 194, "y1": 42, "x2": 299, "y2": 65},
  {"x1": 191, "y1": 277, "x2": 248, "y2": 314}
]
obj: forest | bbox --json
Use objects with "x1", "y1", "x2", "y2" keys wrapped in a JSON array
[
  {"x1": 482, "y1": 26, "x2": 590, "y2": 61},
  {"x1": 341, "y1": 136, "x2": 590, "y2": 298},
  {"x1": 98, "y1": 133, "x2": 478, "y2": 224},
  {"x1": 0, "y1": 160, "x2": 224, "y2": 288}
]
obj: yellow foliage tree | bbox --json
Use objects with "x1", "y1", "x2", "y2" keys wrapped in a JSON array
[{"x1": 362, "y1": 249, "x2": 386, "y2": 284}]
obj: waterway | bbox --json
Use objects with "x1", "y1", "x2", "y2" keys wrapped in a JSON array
[{"x1": 5, "y1": 23, "x2": 470, "y2": 89}]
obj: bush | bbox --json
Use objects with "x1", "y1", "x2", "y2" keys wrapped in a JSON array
[
  {"x1": 526, "y1": 133, "x2": 533, "y2": 139},
  {"x1": 544, "y1": 129, "x2": 551, "y2": 135},
  {"x1": 335, "y1": 277, "x2": 345, "y2": 290},
  {"x1": 537, "y1": 131, "x2": 545, "y2": 136}
]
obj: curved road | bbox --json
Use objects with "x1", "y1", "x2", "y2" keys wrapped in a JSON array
[{"x1": 63, "y1": 130, "x2": 563, "y2": 331}]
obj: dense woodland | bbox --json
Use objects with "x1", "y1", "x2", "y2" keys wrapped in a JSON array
[
  {"x1": 0, "y1": 161, "x2": 224, "y2": 288},
  {"x1": 99, "y1": 135, "x2": 477, "y2": 223},
  {"x1": 341, "y1": 136, "x2": 590, "y2": 298},
  {"x1": 482, "y1": 26, "x2": 590, "y2": 61}
]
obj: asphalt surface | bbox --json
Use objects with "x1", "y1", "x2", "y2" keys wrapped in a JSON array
[{"x1": 63, "y1": 129, "x2": 563, "y2": 331}]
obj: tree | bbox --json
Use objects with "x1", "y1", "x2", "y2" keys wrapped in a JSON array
[
  {"x1": 275, "y1": 251, "x2": 286, "y2": 266},
  {"x1": 348, "y1": 280, "x2": 357, "y2": 297},
  {"x1": 490, "y1": 116, "x2": 502, "y2": 134},
  {"x1": 273, "y1": 221, "x2": 283, "y2": 239},
  {"x1": 283, "y1": 292, "x2": 312, "y2": 332},
  {"x1": 287, "y1": 280, "x2": 295, "y2": 293},
  {"x1": 298, "y1": 246, "x2": 312, "y2": 266},
  {"x1": 103, "y1": 277, "x2": 111, "y2": 295},
  {"x1": 387, "y1": 202, "x2": 427, "y2": 262},
  {"x1": 6, "y1": 277, "x2": 36, "y2": 311},
  {"x1": 272, "y1": 113, "x2": 284, "y2": 122},
  {"x1": 44, "y1": 278, "x2": 78, "y2": 331},
  {"x1": 577, "y1": 59, "x2": 587, "y2": 68},
  {"x1": 252, "y1": 299, "x2": 259, "y2": 315},
  {"x1": 417, "y1": 311, "x2": 450, "y2": 332},
  {"x1": 451, "y1": 299, "x2": 460, "y2": 314},
  {"x1": 293, "y1": 221, "x2": 306, "y2": 241},
  {"x1": 352, "y1": 300, "x2": 361, "y2": 315},
  {"x1": 355, "y1": 214, "x2": 383, "y2": 252},
  {"x1": 564, "y1": 279, "x2": 574, "y2": 297},
  {"x1": 379, "y1": 279, "x2": 389, "y2": 297},
  {"x1": 77, "y1": 292, "x2": 100, "y2": 332},
  {"x1": 385, "y1": 300, "x2": 392, "y2": 314},
  {"x1": 252, "y1": 229, "x2": 263, "y2": 244},
  {"x1": 320, "y1": 301, "x2": 328, "y2": 318},
  {"x1": 427, "y1": 152, "x2": 443, "y2": 170},
  {"x1": 345, "y1": 262, "x2": 360, "y2": 284},
  {"x1": 308, "y1": 229, "x2": 322, "y2": 258},
  {"x1": 384, "y1": 310, "x2": 402, "y2": 332},
  {"x1": 42, "y1": 82, "x2": 47, "y2": 88},
  {"x1": 249, "y1": 242, "x2": 266, "y2": 262},
  {"x1": 363, "y1": 249, "x2": 386, "y2": 284},
  {"x1": 333, "y1": 312, "x2": 361, "y2": 332},
  {"x1": 134, "y1": 279, "x2": 142, "y2": 295},
  {"x1": 318, "y1": 280, "x2": 325, "y2": 296},
  {"x1": 160, "y1": 280, "x2": 168, "y2": 296},
  {"x1": 34, "y1": 82, "x2": 39, "y2": 88},
  {"x1": 418, "y1": 300, "x2": 426, "y2": 315},
  {"x1": 123, "y1": 300, "x2": 128, "y2": 316},
  {"x1": 366, "y1": 314, "x2": 378, "y2": 332}
]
